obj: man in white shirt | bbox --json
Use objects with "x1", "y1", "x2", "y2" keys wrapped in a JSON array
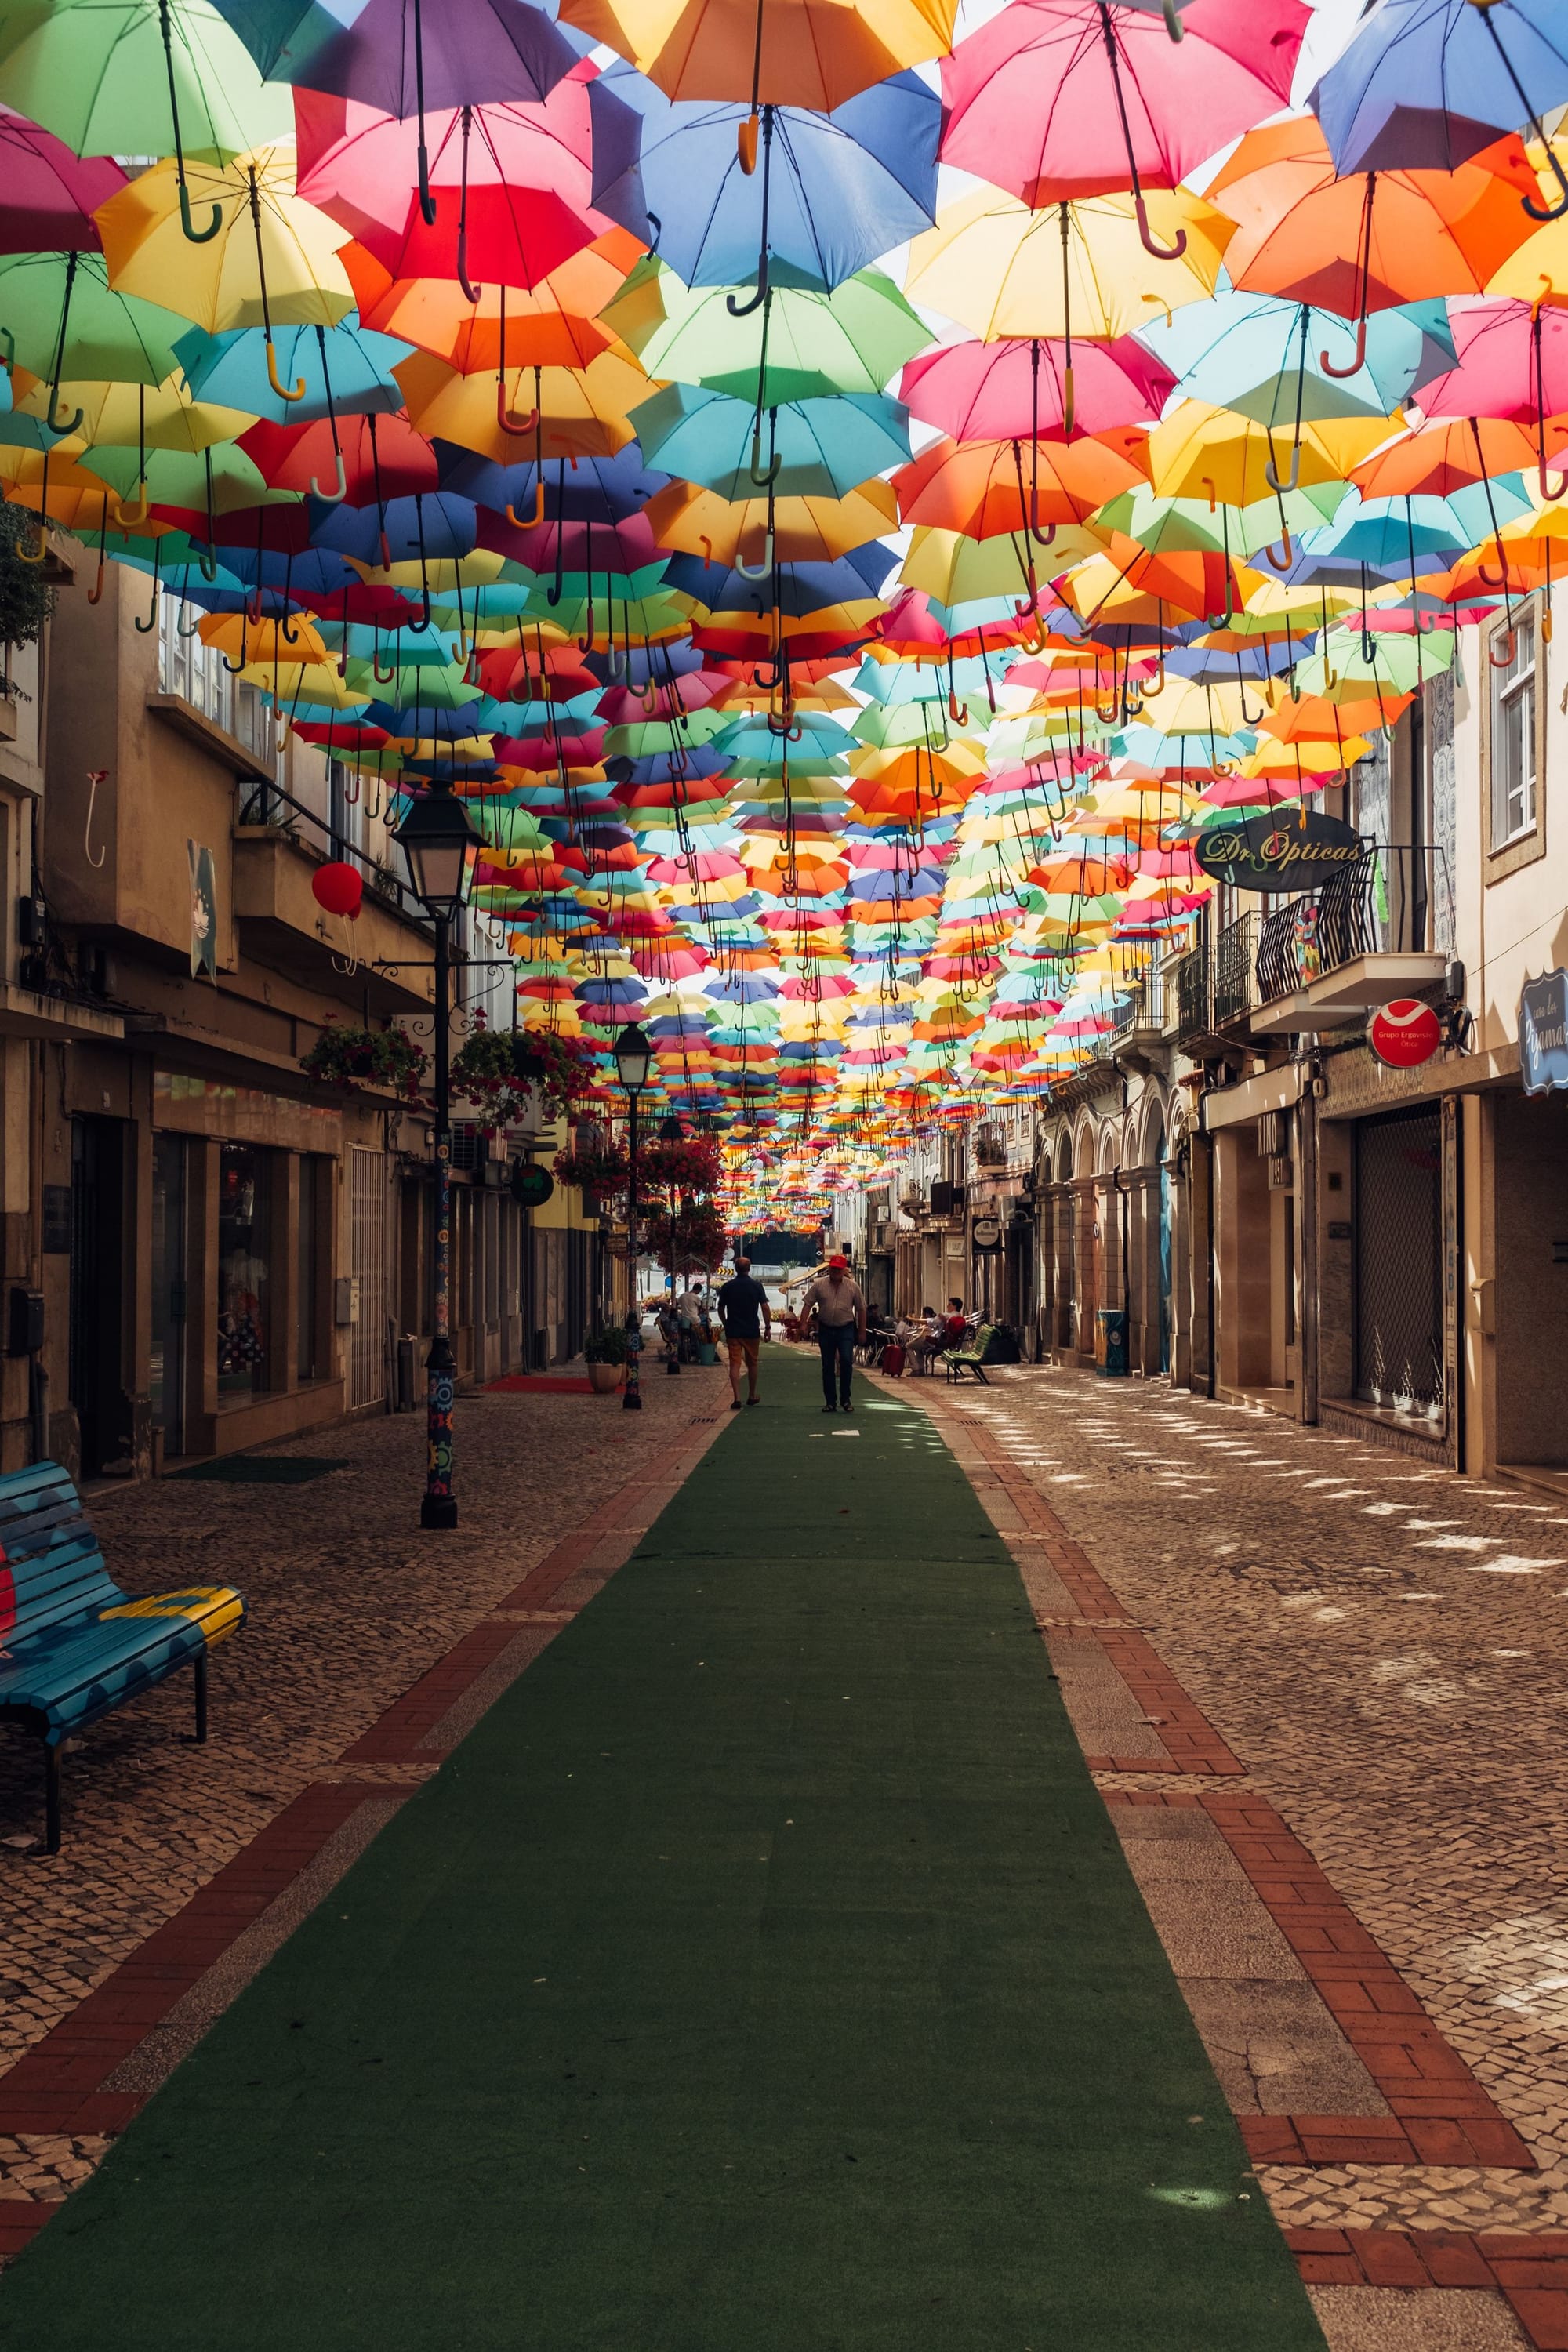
[
  {"x1": 675, "y1": 1280, "x2": 706, "y2": 1360},
  {"x1": 800, "y1": 1255, "x2": 868, "y2": 1413}
]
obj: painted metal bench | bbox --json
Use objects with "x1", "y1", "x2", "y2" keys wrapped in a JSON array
[
  {"x1": 943, "y1": 1323, "x2": 998, "y2": 1385},
  {"x1": 0, "y1": 1462, "x2": 245, "y2": 1852}
]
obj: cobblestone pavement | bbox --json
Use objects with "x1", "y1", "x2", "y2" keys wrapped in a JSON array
[
  {"x1": 0, "y1": 1360, "x2": 729, "y2": 2206},
  {"x1": 923, "y1": 1365, "x2": 1568, "y2": 2241}
]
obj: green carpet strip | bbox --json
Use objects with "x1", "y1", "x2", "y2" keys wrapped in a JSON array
[{"x1": 2, "y1": 1353, "x2": 1326, "y2": 2349}]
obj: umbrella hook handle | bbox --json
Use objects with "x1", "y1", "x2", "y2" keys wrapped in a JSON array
[
  {"x1": 735, "y1": 528, "x2": 774, "y2": 582},
  {"x1": 1133, "y1": 196, "x2": 1185, "y2": 263},
  {"x1": 158, "y1": 0, "x2": 221, "y2": 241},
  {"x1": 372, "y1": 633, "x2": 397, "y2": 687},
  {"x1": 132, "y1": 543, "x2": 161, "y2": 632},
  {"x1": 456, "y1": 107, "x2": 481, "y2": 303},
  {"x1": 114, "y1": 485, "x2": 150, "y2": 530},
  {"x1": 1477, "y1": 548, "x2": 1509, "y2": 590},
  {"x1": 728, "y1": 267, "x2": 768, "y2": 321},
  {"x1": 45, "y1": 387, "x2": 82, "y2": 439},
  {"x1": 85, "y1": 495, "x2": 111, "y2": 604},
  {"x1": 748, "y1": 413, "x2": 780, "y2": 487},
  {"x1": 310, "y1": 448, "x2": 347, "y2": 504},
  {"x1": 496, "y1": 385, "x2": 538, "y2": 436},
  {"x1": 265, "y1": 339, "x2": 307, "y2": 404},
  {"x1": 1265, "y1": 441, "x2": 1301, "y2": 494},
  {"x1": 1490, "y1": 628, "x2": 1517, "y2": 670},
  {"x1": 1264, "y1": 526, "x2": 1293, "y2": 574},
  {"x1": 1321, "y1": 313, "x2": 1368, "y2": 380},
  {"x1": 177, "y1": 180, "x2": 222, "y2": 245},
  {"x1": 506, "y1": 481, "x2": 546, "y2": 529},
  {"x1": 176, "y1": 576, "x2": 200, "y2": 637},
  {"x1": 1160, "y1": 0, "x2": 1184, "y2": 35},
  {"x1": 409, "y1": 492, "x2": 431, "y2": 632},
  {"x1": 220, "y1": 615, "x2": 247, "y2": 675},
  {"x1": 1472, "y1": 1, "x2": 1568, "y2": 222}
]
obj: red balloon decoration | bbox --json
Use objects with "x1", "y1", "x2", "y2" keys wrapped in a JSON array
[{"x1": 312, "y1": 862, "x2": 363, "y2": 919}]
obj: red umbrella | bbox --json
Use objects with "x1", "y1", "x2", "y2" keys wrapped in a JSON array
[
  {"x1": 0, "y1": 107, "x2": 125, "y2": 252},
  {"x1": 900, "y1": 333, "x2": 1174, "y2": 441},
  {"x1": 240, "y1": 412, "x2": 440, "y2": 501},
  {"x1": 941, "y1": 0, "x2": 1307, "y2": 247}
]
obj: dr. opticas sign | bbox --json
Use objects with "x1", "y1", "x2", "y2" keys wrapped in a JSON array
[{"x1": 1193, "y1": 813, "x2": 1367, "y2": 895}]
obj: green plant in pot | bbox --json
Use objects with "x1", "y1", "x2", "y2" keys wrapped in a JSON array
[{"x1": 583, "y1": 1323, "x2": 629, "y2": 1391}]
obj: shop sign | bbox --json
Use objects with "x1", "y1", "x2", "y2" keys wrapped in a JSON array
[
  {"x1": 971, "y1": 1214, "x2": 1004, "y2": 1254},
  {"x1": 510, "y1": 1161, "x2": 554, "y2": 1208},
  {"x1": 1192, "y1": 811, "x2": 1366, "y2": 895},
  {"x1": 1521, "y1": 969, "x2": 1568, "y2": 1098},
  {"x1": 1368, "y1": 999, "x2": 1442, "y2": 1070}
]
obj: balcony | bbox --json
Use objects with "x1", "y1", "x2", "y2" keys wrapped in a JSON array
[
  {"x1": 1250, "y1": 844, "x2": 1451, "y2": 1036},
  {"x1": 232, "y1": 784, "x2": 437, "y2": 1013}
]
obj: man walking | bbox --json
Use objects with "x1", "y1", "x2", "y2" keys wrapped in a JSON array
[
  {"x1": 717, "y1": 1256, "x2": 771, "y2": 1410},
  {"x1": 802, "y1": 1254, "x2": 867, "y2": 1414}
]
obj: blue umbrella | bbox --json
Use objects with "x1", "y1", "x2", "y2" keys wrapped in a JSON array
[
  {"x1": 435, "y1": 439, "x2": 669, "y2": 521},
  {"x1": 665, "y1": 545, "x2": 896, "y2": 615},
  {"x1": 1311, "y1": 0, "x2": 1568, "y2": 201},
  {"x1": 174, "y1": 315, "x2": 411, "y2": 426},
  {"x1": 589, "y1": 64, "x2": 938, "y2": 295},
  {"x1": 1136, "y1": 289, "x2": 1455, "y2": 426},
  {"x1": 630, "y1": 383, "x2": 909, "y2": 499}
]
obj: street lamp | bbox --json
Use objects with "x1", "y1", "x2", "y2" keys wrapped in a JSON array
[
  {"x1": 394, "y1": 782, "x2": 485, "y2": 1529},
  {"x1": 614, "y1": 1020, "x2": 652, "y2": 1411}
]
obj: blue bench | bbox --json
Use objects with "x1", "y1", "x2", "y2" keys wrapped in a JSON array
[{"x1": 0, "y1": 1462, "x2": 245, "y2": 1853}]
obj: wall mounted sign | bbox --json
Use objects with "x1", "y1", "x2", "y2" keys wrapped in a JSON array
[
  {"x1": 1192, "y1": 811, "x2": 1366, "y2": 895},
  {"x1": 1368, "y1": 999, "x2": 1442, "y2": 1070},
  {"x1": 510, "y1": 1162, "x2": 554, "y2": 1208},
  {"x1": 1520, "y1": 969, "x2": 1568, "y2": 1097},
  {"x1": 971, "y1": 1214, "x2": 1004, "y2": 1254}
]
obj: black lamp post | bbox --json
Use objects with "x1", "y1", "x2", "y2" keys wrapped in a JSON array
[
  {"x1": 394, "y1": 782, "x2": 485, "y2": 1528},
  {"x1": 614, "y1": 1020, "x2": 652, "y2": 1412}
]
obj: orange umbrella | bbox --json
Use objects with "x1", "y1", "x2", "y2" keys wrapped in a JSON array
[
  {"x1": 394, "y1": 345, "x2": 647, "y2": 460},
  {"x1": 559, "y1": 0, "x2": 958, "y2": 113},
  {"x1": 645, "y1": 477, "x2": 897, "y2": 566},
  {"x1": 339, "y1": 232, "x2": 641, "y2": 372},
  {"x1": 1209, "y1": 120, "x2": 1539, "y2": 370},
  {"x1": 892, "y1": 430, "x2": 1148, "y2": 538},
  {"x1": 1350, "y1": 412, "x2": 1568, "y2": 500}
]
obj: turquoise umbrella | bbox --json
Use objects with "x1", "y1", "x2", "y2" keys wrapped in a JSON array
[
  {"x1": 630, "y1": 383, "x2": 910, "y2": 499},
  {"x1": 173, "y1": 314, "x2": 412, "y2": 425},
  {"x1": 1137, "y1": 289, "x2": 1455, "y2": 428}
]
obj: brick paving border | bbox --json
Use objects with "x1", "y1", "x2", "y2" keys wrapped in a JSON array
[
  {"x1": 0, "y1": 1405, "x2": 730, "y2": 2260},
  {"x1": 1287, "y1": 2229, "x2": 1568, "y2": 2348},
  {"x1": 888, "y1": 1374, "x2": 1535, "y2": 2174}
]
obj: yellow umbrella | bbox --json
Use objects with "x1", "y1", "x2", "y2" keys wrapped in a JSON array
[
  {"x1": 14, "y1": 370, "x2": 252, "y2": 455},
  {"x1": 900, "y1": 521, "x2": 1109, "y2": 606},
  {"x1": 96, "y1": 147, "x2": 354, "y2": 375},
  {"x1": 905, "y1": 185, "x2": 1232, "y2": 343},
  {"x1": 394, "y1": 347, "x2": 648, "y2": 462},
  {"x1": 558, "y1": 0, "x2": 958, "y2": 112},
  {"x1": 199, "y1": 612, "x2": 328, "y2": 665},
  {"x1": 644, "y1": 476, "x2": 896, "y2": 566},
  {"x1": 1146, "y1": 403, "x2": 1396, "y2": 508}
]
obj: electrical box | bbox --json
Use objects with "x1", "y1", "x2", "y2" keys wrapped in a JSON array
[
  {"x1": 16, "y1": 897, "x2": 45, "y2": 948},
  {"x1": 1267, "y1": 1155, "x2": 1292, "y2": 1190},
  {"x1": 335, "y1": 1276, "x2": 360, "y2": 1327},
  {"x1": 7, "y1": 1287, "x2": 42, "y2": 1356}
]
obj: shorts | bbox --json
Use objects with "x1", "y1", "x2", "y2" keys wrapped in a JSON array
[{"x1": 726, "y1": 1336, "x2": 760, "y2": 1373}]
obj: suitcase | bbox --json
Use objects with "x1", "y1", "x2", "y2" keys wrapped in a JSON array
[{"x1": 880, "y1": 1343, "x2": 906, "y2": 1377}]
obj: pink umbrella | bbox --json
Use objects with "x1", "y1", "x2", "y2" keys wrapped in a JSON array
[
  {"x1": 0, "y1": 107, "x2": 125, "y2": 252},
  {"x1": 296, "y1": 66, "x2": 609, "y2": 296},
  {"x1": 900, "y1": 334, "x2": 1175, "y2": 441},
  {"x1": 941, "y1": 0, "x2": 1308, "y2": 252},
  {"x1": 1417, "y1": 296, "x2": 1568, "y2": 499}
]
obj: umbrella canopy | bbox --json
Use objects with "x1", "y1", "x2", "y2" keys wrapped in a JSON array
[
  {"x1": 605, "y1": 260, "x2": 927, "y2": 401},
  {"x1": 211, "y1": 0, "x2": 579, "y2": 109},
  {"x1": 1310, "y1": 0, "x2": 1568, "y2": 177},
  {"x1": 631, "y1": 383, "x2": 910, "y2": 498},
  {"x1": 590, "y1": 64, "x2": 938, "y2": 291},
  {"x1": 558, "y1": 0, "x2": 960, "y2": 112},
  {"x1": 95, "y1": 147, "x2": 358, "y2": 335},
  {"x1": 0, "y1": 0, "x2": 291, "y2": 162}
]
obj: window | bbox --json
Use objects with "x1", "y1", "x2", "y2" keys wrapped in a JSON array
[
  {"x1": 217, "y1": 1143, "x2": 271, "y2": 1400},
  {"x1": 157, "y1": 595, "x2": 274, "y2": 761},
  {"x1": 1490, "y1": 610, "x2": 1537, "y2": 846}
]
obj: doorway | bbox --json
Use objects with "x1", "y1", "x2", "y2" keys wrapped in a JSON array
[
  {"x1": 69, "y1": 1116, "x2": 127, "y2": 1476},
  {"x1": 150, "y1": 1131, "x2": 187, "y2": 1457}
]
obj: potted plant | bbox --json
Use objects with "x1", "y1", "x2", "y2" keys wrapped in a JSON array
[
  {"x1": 554, "y1": 1133, "x2": 630, "y2": 1199},
  {"x1": 515, "y1": 1029, "x2": 598, "y2": 1119},
  {"x1": 301, "y1": 1023, "x2": 427, "y2": 1099},
  {"x1": 639, "y1": 1134, "x2": 723, "y2": 1195},
  {"x1": 583, "y1": 1323, "x2": 629, "y2": 1392},
  {"x1": 451, "y1": 1027, "x2": 535, "y2": 1129}
]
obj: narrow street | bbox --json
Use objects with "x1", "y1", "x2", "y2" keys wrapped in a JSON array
[{"x1": 5, "y1": 1355, "x2": 1568, "y2": 2345}]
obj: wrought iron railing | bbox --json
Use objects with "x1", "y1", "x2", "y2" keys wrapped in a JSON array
[
  {"x1": 1256, "y1": 844, "x2": 1452, "y2": 1005},
  {"x1": 236, "y1": 779, "x2": 428, "y2": 930},
  {"x1": 1213, "y1": 909, "x2": 1260, "y2": 1027},
  {"x1": 1169, "y1": 913, "x2": 1211, "y2": 1047}
]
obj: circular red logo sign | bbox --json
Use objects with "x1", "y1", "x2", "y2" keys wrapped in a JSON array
[{"x1": 1368, "y1": 999, "x2": 1442, "y2": 1069}]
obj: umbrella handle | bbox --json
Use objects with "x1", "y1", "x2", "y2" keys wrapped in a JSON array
[
  {"x1": 735, "y1": 530, "x2": 774, "y2": 582},
  {"x1": 949, "y1": 691, "x2": 968, "y2": 725},
  {"x1": 132, "y1": 573, "x2": 159, "y2": 631},
  {"x1": 86, "y1": 558, "x2": 105, "y2": 604},
  {"x1": 266, "y1": 339, "x2": 307, "y2": 403},
  {"x1": 418, "y1": 141, "x2": 437, "y2": 228},
  {"x1": 1133, "y1": 198, "x2": 1185, "y2": 263},
  {"x1": 1264, "y1": 527, "x2": 1293, "y2": 573},
  {"x1": 1477, "y1": 548, "x2": 1509, "y2": 588},
  {"x1": 279, "y1": 608, "x2": 299, "y2": 647},
  {"x1": 1160, "y1": 0, "x2": 1184, "y2": 36},
  {"x1": 114, "y1": 486, "x2": 150, "y2": 529},
  {"x1": 1200, "y1": 475, "x2": 1217, "y2": 513},
  {"x1": 738, "y1": 114, "x2": 759, "y2": 175},
  {"x1": 176, "y1": 600, "x2": 200, "y2": 638},
  {"x1": 408, "y1": 588, "x2": 430, "y2": 633},
  {"x1": 505, "y1": 484, "x2": 546, "y2": 529},
  {"x1": 728, "y1": 272, "x2": 768, "y2": 321},
  {"x1": 379, "y1": 530, "x2": 392, "y2": 570},
  {"x1": 177, "y1": 180, "x2": 222, "y2": 245},
  {"x1": 1541, "y1": 454, "x2": 1567, "y2": 501},
  {"x1": 1490, "y1": 628, "x2": 1516, "y2": 670},
  {"x1": 373, "y1": 649, "x2": 396, "y2": 685},
  {"x1": 197, "y1": 539, "x2": 217, "y2": 581},
  {"x1": 457, "y1": 227, "x2": 481, "y2": 307},
  {"x1": 310, "y1": 448, "x2": 347, "y2": 503},
  {"x1": 748, "y1": 423, "x2": 780, "y2": 487},
  {"x1": 496, "y1": 384, "x2": 538, "y2": 437},
  {"x1": 45, "y1": 389, "x2": 82, "y2": 438},
  {"x1": 1264, "y1": 443, "x2": 1301, "y2": 493},
  {"x1": 13, "y1": 515, "x2": 45, "y2": 565},
  {"x1": 1319, "y1": 314, "x2": 1367, "y2": 380}
]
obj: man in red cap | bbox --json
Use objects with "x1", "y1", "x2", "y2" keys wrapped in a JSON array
[{"x1": 801, "y1": 1254, "x2": 868, "y2": 1414}]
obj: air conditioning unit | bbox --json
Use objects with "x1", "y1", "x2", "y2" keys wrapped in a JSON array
[
  {"x1": 929, "y1": 1180, "x2": 960, "y2": 1215},
  {"x1": 449, "y1": 1123, "x2": 488, "y2": 1173}
]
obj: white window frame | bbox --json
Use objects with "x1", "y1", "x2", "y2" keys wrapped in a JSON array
[{"x1": 1490, "y1": 607, "x2": 1537, "y2": 848}]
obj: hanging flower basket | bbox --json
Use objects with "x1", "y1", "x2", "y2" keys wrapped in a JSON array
[
  {"x1": 554, "y1": 1139, "x2": 630, "y2": 1198},
  {"x1": 451, "y1": 1029, "x2": 535, "y2": 1128},
  {"x1": 639, "y1": 1134, "x2": 722, "y2": 1195},
  {"x1": 301, "y1": 1024, "x2": 426, "y2": 1098},
  {"x1": 514, "y1": 1029, "x2": 598, "y2": 1119},
  {"x1": 644, "y1": 1197, "x2": 728, "y2": 1274}
]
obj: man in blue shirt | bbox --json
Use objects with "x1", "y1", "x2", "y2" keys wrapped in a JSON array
[{"x1": 717, "y1": 1256, "x2": 772, "y2": 1410}]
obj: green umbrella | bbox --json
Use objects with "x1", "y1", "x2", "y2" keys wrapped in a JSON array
[
  {"x1": 1098, "y1": 482, "x2": 1345, "y2": 561},
  {"x1": 605, "y1": 258, "x2": 927, "y2": 405},
  {"x1": 0, "y1": 251, "x2": 191, "y2": 395},
  {"x1": 630, "y1": 383, "x2": 911, "y2": 499},
  {"x1": 82, "y1": 440, "x2": 296, "y2": 510},
  {"x1": 0, "y1": 0, "x2": 291, "y2": 167}
]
